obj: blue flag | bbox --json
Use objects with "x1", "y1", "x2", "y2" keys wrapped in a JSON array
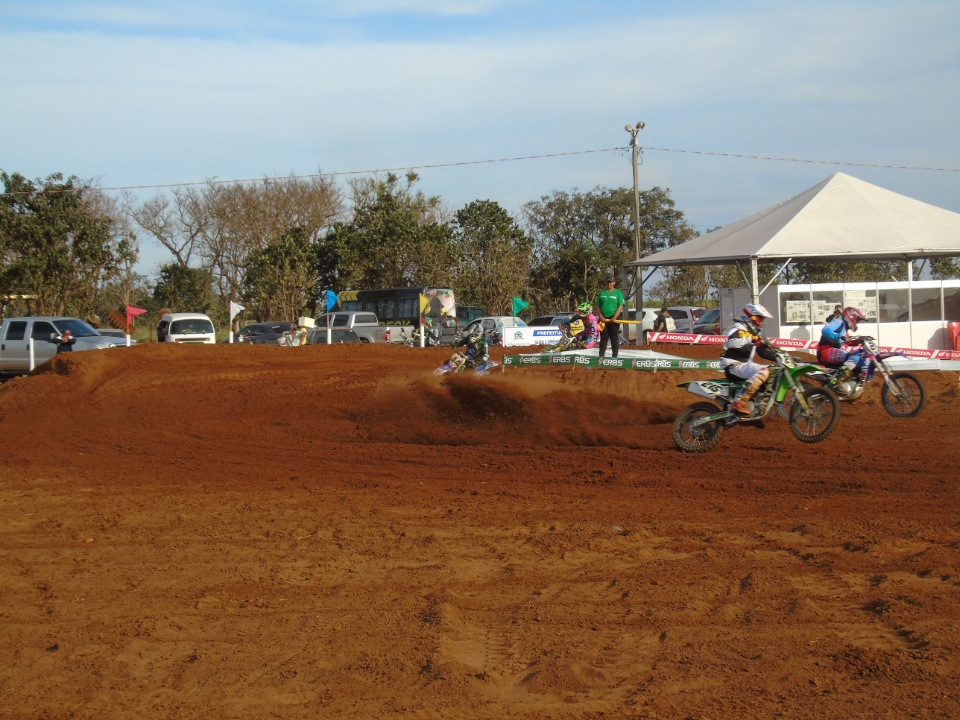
[{"x1": 325, "y1": 290, "x2": 339, "y2": 312}]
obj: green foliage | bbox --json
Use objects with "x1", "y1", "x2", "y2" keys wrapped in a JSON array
[
  {"x1": 524, "y1": 186, "x2": 694, "y2": 313},
  {"x1": 241, "y1": 227, "x2": 328, "y2": 321},
  {"x1": 929, "y1": 257, "x2": 960, "y2": 280},
  {"x1": 0, "y1": 171, "x2": 134, "y2": 317},
  {"x1": 152, "y1": 263, "x2": 215, "y2": 314},
  {"x1": 787, "y1": 260, "x2": 906, "y2": 284},
  {"x1": 452, "y1": 200, "x2": 532, "y2": 315},
  {"x1": 329, "y1": 173, "x2": 457, "y2": 289},
  {"x1": 652, "y1": 266, "x2": 710, "y2": 306}
]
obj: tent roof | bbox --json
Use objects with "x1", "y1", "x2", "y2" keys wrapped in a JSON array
[{"x1": 629, "y1": 172, "x2": 960, "y2": 268}]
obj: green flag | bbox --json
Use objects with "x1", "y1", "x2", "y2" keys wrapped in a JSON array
[{"x1": 512, "y1": 297, "x2": 529, "y2": 316}]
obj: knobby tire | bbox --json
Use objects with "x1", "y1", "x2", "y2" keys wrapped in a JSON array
[
  {"x1": 673, "y1": 401, "x2": 725, "y2": 453},
  {"x1": 788, "y1": 386, "x2": 839, "y2": 443},
  {"x1": 880, "y1": 372, "x2": 925, "y2": 418}
]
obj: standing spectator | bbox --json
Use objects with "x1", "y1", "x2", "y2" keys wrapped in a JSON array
[
  {"x1": 826, "y1": 304, "x2": 842, "y2": 323},
  {"x1": 55, "y1": 330, "x2": 76, "y2": 354},
  {"x1": 595, "y1": 274, "x2": 625, "y2": 359},
  {"x1": 653, "y1": 306, "x2": 671, "y2": 334}
]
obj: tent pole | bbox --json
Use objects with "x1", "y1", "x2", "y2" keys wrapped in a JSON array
[{"x1": 750, "y1": 258, "x2": 760, "y2": 303}]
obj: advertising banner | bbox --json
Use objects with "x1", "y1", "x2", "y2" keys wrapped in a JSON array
[{"x1": 646, "y1": 333, "x2": 960, "y2": 361}]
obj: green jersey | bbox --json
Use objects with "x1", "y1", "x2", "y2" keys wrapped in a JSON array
[{"x1": 595, "y1": 288, "x2": 625, "y2": 319}]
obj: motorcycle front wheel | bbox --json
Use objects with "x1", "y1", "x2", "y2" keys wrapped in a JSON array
[
  {"x1": 788, "y1": 387, "x2": 839, "y2": 443},
  {"x1": 881, "y1": 372, "x2": 925, "y2": 418},
  {"x1": 673, "y1": 401, "x2": 725, "y2": 453}
]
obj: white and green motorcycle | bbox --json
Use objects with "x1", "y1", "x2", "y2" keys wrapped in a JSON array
[{"x1": 673, "y1": 343, "x2": 840, "y2": 453}]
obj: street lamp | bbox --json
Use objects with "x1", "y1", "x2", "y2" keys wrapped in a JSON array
[{"x1": 625, "y1": 121, "x2": 645, "y2": 341}]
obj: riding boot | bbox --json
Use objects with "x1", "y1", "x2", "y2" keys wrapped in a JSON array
[{"x1": 730, "y1": 374, "x2": 765, "y2": 415}]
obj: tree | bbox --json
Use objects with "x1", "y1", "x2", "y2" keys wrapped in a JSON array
[
  {"x1": 152, "y1": 263, "x2": 216, "y2": 314},
  {"x1": 928, "y1": 257, "x2": 959, "y2": 280},
  {"x1": 452, "y1": 200, "x2": 532, "y2": 314},
  {"x1": 242, "y1": 227, "x2": 326, "y2": 322},
  {"x1": 0, "y1": 171, "x2": 135, "y2": 317},
  {"x1": 132, "y1": 174, "x2": 342, "y2": 304},
  {"x1": 651, "y1": 266, "x2": 710, "y2": 306},
  {"x1": 329, "y1": 173, "x2": 457, "y2": 289},
  {"x1": 524, "y1": 186, "x2": 694, "y2": 312}
]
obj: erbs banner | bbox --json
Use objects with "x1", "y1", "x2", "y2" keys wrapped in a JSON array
[{"x1": 503, "y1": 354, "x2": 720, "y2": 370}]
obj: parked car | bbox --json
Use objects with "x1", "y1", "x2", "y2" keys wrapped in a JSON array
[
  {"x1": 97, "y1": 328, "x2": 133, "y2": 340},
  {"x1": 629, "y1": 308, "x2": 677, "y2": 337},
  {"x1": 305, "y1": 327, "x2": 362, "y2": 344},
  {"x1": 691, "y1": 308, "x2": 722, "y2": 335},
  {"x1": 667, "y1": 306, "x2": 708, "y2": 333},
  {"x1": 0, "y1": 316, "x2": 129, "y2": 377},
  {"x1": 232, "y1": 321, "x2": 297, "y2": 345},
  {"x1": 455, "y1": 305, "x2": 487, "y2": 325},
  {"x1": 157, "y1": 313, "x2": 217, "y2": 344},
  {"x1": 461, "y1": 316, "x2": 527, "y2": 346},
  {"x1": 528, "y1": 313, "x2": 574, "y2": 327}
]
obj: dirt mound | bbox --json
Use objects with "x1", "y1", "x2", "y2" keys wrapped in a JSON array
[{"x1": 1, "y1": 342, "x2": 958, "y2": 719}]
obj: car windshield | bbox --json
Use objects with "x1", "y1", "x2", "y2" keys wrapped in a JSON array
[
  {"x1": 698, "y1": 309, "x2": 720, "y2": 323},
  {"x1": 171, "y1": 319, "x2": 214, "y2": 335},
  {"x1": 53, "y1": 319, "x2": 100, "y2": 337}
]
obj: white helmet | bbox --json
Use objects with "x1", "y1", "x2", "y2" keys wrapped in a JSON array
[
  {"x1": 466, "y1": 325, "x2": 483, "y2": 343},
  {"x1": 740, "y1": 303, "x2": 773, "y2": 333}
]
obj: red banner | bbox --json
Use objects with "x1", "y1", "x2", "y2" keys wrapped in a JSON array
[{"x1": 647, "y1": 332, "x2": 960, "y2": 361}]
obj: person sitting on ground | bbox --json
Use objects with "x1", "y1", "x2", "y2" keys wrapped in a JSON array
[
  {"x1": 719, "y1": 303, "x2": 777, "y2": 416},
  {"x1": 818, "y1": 306, "x2": 867, "y2": 383}
]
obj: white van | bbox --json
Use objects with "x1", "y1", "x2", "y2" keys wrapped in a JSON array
[{"x1": 157, "y1": 313, "x2": 217, "y2": 344}]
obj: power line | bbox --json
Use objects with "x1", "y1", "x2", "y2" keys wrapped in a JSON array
[{"x1": 3, "y1": 145, "x2": 956, "y2": 197}]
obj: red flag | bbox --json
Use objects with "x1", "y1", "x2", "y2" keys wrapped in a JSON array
[{"x1": 125, "y1": 305, "x2": 147, "y2": 330}]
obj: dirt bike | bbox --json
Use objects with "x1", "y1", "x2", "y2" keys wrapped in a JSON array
[
  {"x1": 392, "y1": 325, "x2": 444, "y2": 347},
  {"x1": 540, "y1": 324, "x2": 586, "y2": 353},
  {"x1": 673, "y1": 343, "x2": 840, "y2": 453},
  {"x1": 433, "y1": 350, "x2": 499, "y2": 376},
  {"x1": 806, "y1": 335, "x2": 926, "y2": 418}
]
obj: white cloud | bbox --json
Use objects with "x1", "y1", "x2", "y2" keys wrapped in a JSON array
[{"x1": 1, "y1": 0, "x2": 956, "y2": 274}]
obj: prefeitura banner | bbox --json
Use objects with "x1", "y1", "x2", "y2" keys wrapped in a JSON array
[{"x1": 502, "y1": 354, "x2": 721, "y2": 370}]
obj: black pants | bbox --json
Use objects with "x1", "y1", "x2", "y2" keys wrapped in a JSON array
[{"x1": 599, "y1": 321, "x2": 620, "y2": 358}]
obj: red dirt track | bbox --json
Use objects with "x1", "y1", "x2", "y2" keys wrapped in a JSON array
[{"x1": 1, "y1": 342, "x2": 958, "y2": 719}]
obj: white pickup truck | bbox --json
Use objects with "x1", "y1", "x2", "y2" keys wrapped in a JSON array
[
  {"x1": 313, "y1": 311, "x2": 391, "y2": 344},
  {"x1": 0, "y1": 316, "x2": 129, "y2": 377}
]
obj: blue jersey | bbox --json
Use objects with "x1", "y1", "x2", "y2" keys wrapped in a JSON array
[{"x1": 821, "y1": 317, "x2": 848, "y2": 347}]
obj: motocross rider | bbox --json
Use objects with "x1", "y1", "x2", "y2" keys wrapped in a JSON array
[
  {"x1": 561, "y1": 302, "x2": 600, "y2": 348},
  {"x1": 719, "y1": 303, "x2": 778, "y2": 416},
  {"x1": 818, "y1": 306, "x2": 867, "y2": 382},
  {"x1": 458, "y1": 325, "x2": 490, "y2": 369}
]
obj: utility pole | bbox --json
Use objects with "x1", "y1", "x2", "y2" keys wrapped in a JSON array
[{"x1": 625, "y1": 121, "x2": 645, "y2": 341}]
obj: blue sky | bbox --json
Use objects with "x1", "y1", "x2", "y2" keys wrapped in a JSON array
[{"x1": 2, "y1": 0, "x2": 958, "y2": 277}]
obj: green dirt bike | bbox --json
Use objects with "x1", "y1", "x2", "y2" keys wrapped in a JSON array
[
  {"x1": 540, "y1": 324, "x2": 586, "y2": 353},
  {"x1": 673, "y1": 343, "x2": 840, "y2": 453},
  {"x1": 540, "y1": 317, "x2": 588, "y2": 353}
]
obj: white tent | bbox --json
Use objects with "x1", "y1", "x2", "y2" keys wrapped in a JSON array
[{"x1": 626, "y1": 172, "x2": 960, "y2": 299}]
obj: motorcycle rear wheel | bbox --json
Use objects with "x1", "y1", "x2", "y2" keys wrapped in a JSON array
[
  {"x1": 881, "y1": 372, "x2": 925, "y2": 418},
  {"x1": 673, "y1": 401, "x2": 725, "y2": 453},
  {"x1": 788, "y1": 387, "x2": 839, "y2": 443}
]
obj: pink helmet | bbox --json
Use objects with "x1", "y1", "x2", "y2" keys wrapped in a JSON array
[{"x1": 842, "y1": 307, "x2": 866, "y2": 332}]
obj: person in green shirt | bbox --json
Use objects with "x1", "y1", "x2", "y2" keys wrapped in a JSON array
[{"x1": 594, "y1": 274, "x2": 625, "y2": 358}]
